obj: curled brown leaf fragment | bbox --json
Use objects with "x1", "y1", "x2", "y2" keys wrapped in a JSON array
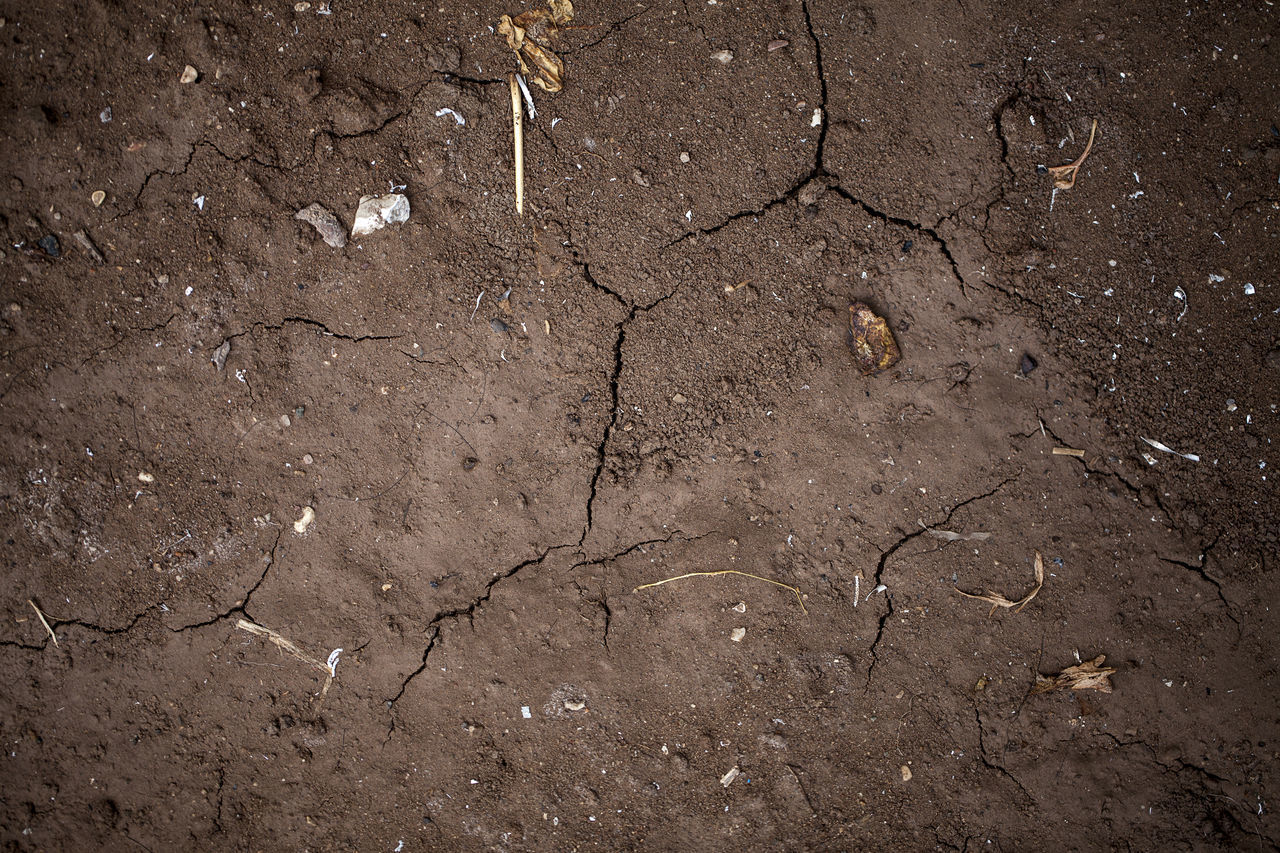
[
  {"x1": 1046, "y1": 119, "x2": 1098, "y2": 189},
  {"x1": 1031, "y1": 655, "x2": 1117, "y2": 695},
  {"x1": 498, "y1": 0, "x2": 574, "y2": 93},
  {"x1": 955, "y1": 549, "x2": 1045, "y2": 617},
  {"x1": 848, "y1": 302, "x2": 901, "y2": 375}
]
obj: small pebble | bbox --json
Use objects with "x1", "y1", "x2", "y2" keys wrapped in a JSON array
[
  {"x1": 293, "y1": 506, "x2": 315, "y2": 534},
  {"x1": 37, "y1": 235, "x2": 60, "y2": 258},
  {"x1": 91, "y1": 190, "x2": 106, "y2": 207},
  {"x1": 900, "y1": 765, "x2": 912, "y2": 782},
  {"x1": 564, "y1": 700, "x2": 586, "y2": 712},
  {"x1": 679, "y1": 151, "x2": 690, "y2": 163},
  {"x1": 671, "y1": 393, "x2": 687, "y2": 404},
  {"x1": 99, "y1": 107, "x2": 112, "y2": 123},
  {"x1": 768, "y1": 39, "x2": 789, "y2": 51},
  {"x1": 180, "y1": 65, "x2": 199, "y2": 84},
  {"x1": 730, "y1": 627, "x2": 746, "y2": 642},
  {"x1": 489, "y1": 318, "x2": 509, "y2": 333},
  {"x1": 1020, "y1": 352, "x2": 1038, "y2": 375},
  {"x1": 731, "y1": 601, "x2": 746, "y2": 613},
  {"x1": 302, "y1": 453, "x2": 314, "y2": 464},
  {"x1": 280, "y1": 414, "x2": 291, "y2": 427},
  {"x1": 711, "y1": 50, "x2": 733, "y2": 64},
  {"x1": 137, "y1": 472, "x2": 155, "y2": 484}
]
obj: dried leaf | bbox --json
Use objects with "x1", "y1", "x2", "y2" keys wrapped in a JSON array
[
  {"x1": 848, "y1": 302, "x2": 901, "y2": 375},
  {"x1": 955, "y1": 549, "x2": 1044, "y2": 617},
  {"x1": 1031, "y1": 655, "x2": 1116, "y2": 695},
  {"x1": 498, "y1": 1, "x2": 574, "y2": 93}
]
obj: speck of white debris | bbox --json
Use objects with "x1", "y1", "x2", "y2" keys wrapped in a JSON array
[
  {"x1": 732, "y1": 601, "x2": 746, "y2": 613},
  {"x1": 326, "y1": 648, "x2": 342, "y2": 676},
  {"x1": 394, "y1": 842, "x2": 403, "y2": 852},
  {"x1": 711, "y1": 49, "x2": 733, "y2": 63},
  {"x1": 1208, "y1": 273, "x2": 1225, "y2": 283},
  {"x1": 521, "y1": 706, "x2": 532, "y2": 718},
  {"x1": 564, "y1": 700, "x2": 586, "y2": 712},
  {"x1": 137, "y1": 472, "x2": 155, "y2": 484},
  {"x1": 185, "y1": 286, "x2": 193, "y2": 296},
  {"x1": 1243, "y1": 283, "x2": 1255, "y2": 295},
  {"x1": 730, "y1": 627, "x2": 746, "y2": 642},
  {"x1": 811, "y1": 108, "x2": 822, "y2": 127},
  {"x1": 685, "y1": 210, "x2": 692, "y2": 221},
  {"x1": 193, "y1": 195, "x2": 205, "y2": 210},
  {"x1": 434, "y1": 107, "x2": 465, "y2": 125},
  {"x1": 720, "y1": 766, "x2": 740, "y2": 787},
  {"x1": 680, "y1": 151, "x2": 690, "y2": 163}
]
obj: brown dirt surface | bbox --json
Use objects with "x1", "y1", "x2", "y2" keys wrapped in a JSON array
[{"x1": 2, "y1": 0, "x2": 1277, "y2": 849}]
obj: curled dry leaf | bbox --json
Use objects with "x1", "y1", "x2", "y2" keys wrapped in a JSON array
[
  {"x1": 955, "y1": 549, "x2": 1045, "y2": 617},
  {"x1": 1031, "y1": 654, "x2": 1116, "y2": 695},
  {"x1": 498, "y1": 0, "x2": 574, "y2": 93},
  {"x1": 848, "y1": 302, "x2": 901, "y2": 375}
]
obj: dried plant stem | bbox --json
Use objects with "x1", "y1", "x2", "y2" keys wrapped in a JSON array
[
  {"x1": 634, "y1": 570, "x2": 807, "y2": 614},
  {"x1": 955, "y1": 550, "x2": 1045, "y2": 617},
  {"x1": 509, "y1": 73, "x2": 524, "y2": 215},
  {"x1": 28, "y1": 599, "x2": 56, "y2": 646},
  {"x1": 236, "y1": 618, "x2": 334, "y2": 696},
  {"x1": 1047, "y1": 119, "x2": 1098, "y2": 189}
]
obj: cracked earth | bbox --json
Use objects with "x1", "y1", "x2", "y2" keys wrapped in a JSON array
[{"x1": 2, "y1": 0, "x2": 1278, "y2": 849}]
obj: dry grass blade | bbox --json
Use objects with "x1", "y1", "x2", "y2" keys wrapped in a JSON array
[
  {"x1": 634, "y1": 570, "x2": 807, "y2": 614},
  {"x1": 1031, "y1": 654, "x2": 1116, "y2": 694},
  {"x1": 236, "y1": 618, "x2": 336, "y2": 697},
  {"x1": 28, "y1": 599, "x2": 57, "y2": 646},
  {"x1": 1047, "y1": 119, "x2": 1098, "y2": 189},
  {"x1": 955, "y1": 550, "x2": 1045, "y2": 617}
]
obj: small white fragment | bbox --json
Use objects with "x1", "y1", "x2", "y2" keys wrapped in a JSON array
[
  {"x1": 564, "y1": 700, "x2": 586, "y2": 712},
  {"x1": 137, "y1": 472, "x2": 155, "y2": 484},
  {"x1": 730, "y1": 627, "x2": 746, "y2": 642},
  {"x1": 293, "y1": 505, "x2": 315, "y2": 534},
  {"x1": 900, "y1": 765, "x2": 913, "y2": 782},
  {"x1": 185, "y1": 286, "x2": 193, "y2": 296},
  {"x1": 1208, "y1": 273, "x2": 1225, "y2": 283},
  {"x1": 434, "y1": 107, "x2": 465, "y2": 125},
  {"x1": 394, "y1": 842, "x2": 404, "y2": 853},
  {"x1": 180, "y1": 64, "x2": 198, "y2": 84},
  {"x1": 1243, "y1": 283, "x2": 1255, "y2": 295},
  {"x1": 193, "y1": 194, "x2": 205, "y2": 211},
  {"x1": 551, "y1": 117, "x2": 561, "y2": 128},
  {"x1": 811, "y1": 108, "x2": 822, "y2": 127},
  {"x1": 326, "y1": 648, "x2": 342, "y2": 676},
  {"x1": 731, "y1": 601, "x2": 746, "y2": 613},
  {"x1": 515, "y1": 74, "x2": 537, "y2": 119},
  {"x1": 685, "y1": 210, "x2": 692, "y2": 221},
  {"x1": 1141, "y1": 452, "x2": 1158, "y2": 466},
  {"x1": 351, "y1": 193, "x2": 410, "y2": 237},
  {"x1": 720, "y1": 766, "x2": 740, "y2": 787},
  {"x1": 1172, "y1": 287, "x2": 1188, "y2": 321},
  {"x1": 1141, "y1": 436, "x2": 1200, "y2": 462},
  {"x1": 711, "y1": 49, "x2": 734, "y2": 63},
  {"x1": 521, "y1": 705, "x2": 532, "y2": 719}
]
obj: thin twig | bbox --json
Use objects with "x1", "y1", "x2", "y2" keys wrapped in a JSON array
[
  {"x1": 236, "y1": 618, "x2": 335, "y2": 697},
  {"x1": 633, "y1": 570, "x2": 807, "y2": 614},
  {"x1": 28, "y1": 599, "x2": 57, "y2": 646},
  {"x1": 509, "y1": 73, "x2": 524, "y2": 215}
]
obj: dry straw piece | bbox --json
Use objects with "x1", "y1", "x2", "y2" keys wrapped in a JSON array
[
  {"x1": 236, "y1": 618, "x2": 336, "y2": 696},
  {"x1": 955, "y1": 550, "x2": 1045, "y2": 617},
  {"x1": 633, "y1": 569, "x2": 807, "y2": 614},
  {"x1": 28, "y1": 599, "x2": 57, "y2": 646},
  {"x1": 509, "y1": 73, "x2": 524, "y2": 215}
]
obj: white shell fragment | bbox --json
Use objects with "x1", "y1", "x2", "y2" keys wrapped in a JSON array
[
  {"x1": 326, "y1": 648, "x2": 342, "y2": 676},
  {"x1": 729, "y1": 627, "x2": 746, "y2": 642},
  {"x1": 293, "y1": 505, "x2": 316, "y2": 534},
  {"x1": 351, "y1": 193, "x2": 410, "y2": 237}
]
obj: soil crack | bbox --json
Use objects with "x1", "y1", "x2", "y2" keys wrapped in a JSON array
[{"x1": 866, "y1": 475, "x2": 1018, "y2": 685}]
